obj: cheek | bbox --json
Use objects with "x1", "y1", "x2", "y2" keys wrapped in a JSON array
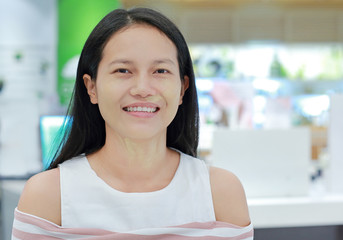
[
  {"x1": 161, "y1": 80, "x2": 182, "y2": 97},
  {"x1": 95, "y1": 83, "x2": 122, "y2": 113},
  {"x1": 96, "y1": 79, "x2": 125, "y2": 100},
  {"x1": 165, "y1": 86, "x2": 183, "y2": 110}
]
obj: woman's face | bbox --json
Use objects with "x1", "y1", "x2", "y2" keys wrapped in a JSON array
[{"x1": 84, "y1": 24, "x2": 188, "y2": 141}]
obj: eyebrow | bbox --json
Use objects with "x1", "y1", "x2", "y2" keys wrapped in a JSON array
[
  {"x1": 109, "y1": 58, "x2": 177, "y2": 66},
  {"x1": 152, "y1": 59, "x2": 177, "y2": 66},
  {"x1": 109, "y1": 59, "x2": 133, "y2": 66}
]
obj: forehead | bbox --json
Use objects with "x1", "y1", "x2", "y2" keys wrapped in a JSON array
[{"x1": 101, "y1": 24, "x2": 178, "y2": 62}]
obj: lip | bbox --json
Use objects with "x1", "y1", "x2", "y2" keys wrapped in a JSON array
[
  {"x1": 122, "y1": 102, "x2": 160, "y2": 117},
  {"x1": 123, "y1": 102, "x2": 160, "y2": 109}
]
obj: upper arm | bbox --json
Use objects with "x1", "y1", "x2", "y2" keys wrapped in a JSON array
[
  {"x1": 17, "y1": 168, "x2": 61, "y2": 225},
  {"x1": 209, "y1": 166, "x2": 251, "y2": 227}
]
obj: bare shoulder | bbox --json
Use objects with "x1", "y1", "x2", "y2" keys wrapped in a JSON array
[
  {"x1": 209, "y1": 166, "x2": 251, "y2": 227},
  {"x1": 17, "y1": 168, "x2": 61, "y2": 225}
]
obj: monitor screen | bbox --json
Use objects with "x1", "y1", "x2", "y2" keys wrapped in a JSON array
[{"x1": 39, "y1": 115, "x2": 68, "y2": 170}]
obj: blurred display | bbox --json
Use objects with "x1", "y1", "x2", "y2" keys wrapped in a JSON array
[
  {"x1": 191, "y1": 43, "x2": 342, "y2": 161},
  {"x1": 191, "y1": 43, "x2": 343, "y2": 128},
  {"x1": 39, "y1": 115, "x2": 68, "y2": 169}
]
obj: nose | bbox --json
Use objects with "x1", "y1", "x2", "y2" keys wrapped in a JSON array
[{"x1": 129, "y1": 74, "x2": 155, "y2": 98}]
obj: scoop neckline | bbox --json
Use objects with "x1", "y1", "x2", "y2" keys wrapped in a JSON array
[{"x1": 83, "y1": 150, "x2": 184, "y2": 195}]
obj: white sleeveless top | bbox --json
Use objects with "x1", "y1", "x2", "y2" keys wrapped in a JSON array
[{"x1": 59, "y1": 151, "x2": 216, "y2": 232}]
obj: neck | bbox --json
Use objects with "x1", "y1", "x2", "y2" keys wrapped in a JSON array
[
  {"x1": 86, "y1": 129, "x2": 180, "y2": 192},
  {"x1": 96, "y1": 128, "x2": 170, "y2": 171}
]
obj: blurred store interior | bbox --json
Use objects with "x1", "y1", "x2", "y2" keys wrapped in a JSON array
[{"x1": 1, "y1": 0, "x2": 343, "y2": 239}]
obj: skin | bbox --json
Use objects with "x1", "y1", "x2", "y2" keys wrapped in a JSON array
[{"x1": 17, "y1": 24, "x2": 251, "y2": 227}]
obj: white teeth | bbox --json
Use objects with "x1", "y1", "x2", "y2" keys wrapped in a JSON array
[{"x1": 125, "y1": 107, "x2": 157, "y2": 113}]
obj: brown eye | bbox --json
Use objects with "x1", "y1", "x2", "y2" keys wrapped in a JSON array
[
  {"x1": 116, "y1": 69, "x2": 130, "y2": 74},
  {"x1": 155, "y1": 69, "x2": 168, "y2": 74}
]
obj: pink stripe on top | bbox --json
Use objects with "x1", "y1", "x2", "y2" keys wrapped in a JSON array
[{"x1": 12, "y1": 208, "x2": 253, "y2": 240}]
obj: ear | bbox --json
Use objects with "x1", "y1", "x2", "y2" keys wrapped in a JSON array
[
  {"x1": 83, "y1": 74, "x2": 98, "y2": 104},
  {"x1": 179, "y1": 76, "x2": 189, "y2": 105}
]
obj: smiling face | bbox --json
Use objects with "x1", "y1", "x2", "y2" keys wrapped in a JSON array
[{"x1": 83, "y1": 24, "x2": 188, "y2": 142}]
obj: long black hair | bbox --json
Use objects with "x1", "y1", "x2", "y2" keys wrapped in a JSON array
[{"x1": 49, "y1": 7, "x2": 199, "y2": 169}]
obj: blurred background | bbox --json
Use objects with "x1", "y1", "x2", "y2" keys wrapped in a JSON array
[{"x1": 1, "y1": 0, "x2": 343, "y2": 239}]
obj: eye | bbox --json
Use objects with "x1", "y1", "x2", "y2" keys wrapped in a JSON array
[
  {"x1": 115, "y1": 68, "x2": 130, "y2": 74},
  {"x1": 154, "y1": 69, "x2": 169, "y2": 74}
]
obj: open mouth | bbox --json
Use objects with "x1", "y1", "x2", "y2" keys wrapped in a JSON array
[{"x1": 123, "y1": 106, "x2": 159, "y2": 113}]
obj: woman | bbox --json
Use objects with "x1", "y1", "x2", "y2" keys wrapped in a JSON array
[{"x1": 13, "y1": 7, "x2": 253, "y2": 239}]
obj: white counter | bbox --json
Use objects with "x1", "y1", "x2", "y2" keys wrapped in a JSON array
[{"x1": 248, "y1": 194, "x2": 343, "y2": 228}]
